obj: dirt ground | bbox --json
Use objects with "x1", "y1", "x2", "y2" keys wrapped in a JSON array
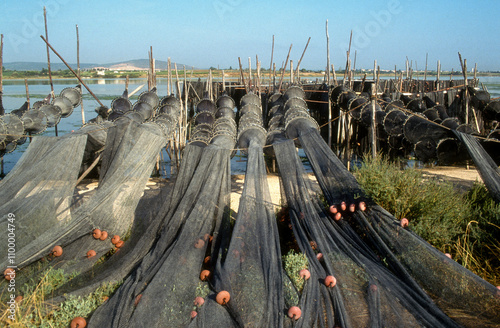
[
  {"x1": 418, "y1": 165, "x2": 483, "y2": 193},
  {"x1": 77, "y1": 165, "x2": 484, "y2": 217},
  {"x1": 229, "y1": 165, "x2": 484, "y2": 214}
]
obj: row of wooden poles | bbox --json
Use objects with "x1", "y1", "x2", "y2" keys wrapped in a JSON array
[{"x1": 0, "y1": 14, "x2": 484, "y2": 177}]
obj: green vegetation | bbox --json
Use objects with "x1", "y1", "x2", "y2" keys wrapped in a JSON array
[
  {"x1": 354, "y1": 155, "x2": 500, "y2": 285},
  {"x1": 0, "y1": 266, "x2": 121, "y2": 327},
  {"x1": 282, "y1": 250, "x2": 308, "y2": 294}
]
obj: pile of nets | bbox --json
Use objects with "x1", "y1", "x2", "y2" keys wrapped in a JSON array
[
  {"x1": 271, "y1": 84, "x2": 500, "y2": 327},
  {"x1": 89, "y1": 95, "x2": 237, "y2": 327}
]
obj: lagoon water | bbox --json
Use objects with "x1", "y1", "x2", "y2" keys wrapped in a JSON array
[{"x1": 1, "y1": 76, "x2": 500, "y2": 176}]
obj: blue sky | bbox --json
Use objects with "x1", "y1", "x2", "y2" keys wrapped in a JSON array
[{"x1": 1, "y1": 0, "x2": 499, "y2": 71}]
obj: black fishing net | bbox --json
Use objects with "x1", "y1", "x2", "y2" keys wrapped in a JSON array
[
  {"x1": 89, "y1": 97, "x2": 237, "y2": 327},
  {"x1": 270, "y1": 85, "x2": 500, "y2": 327},
  {"x1": 454, "y1": 131, "x2": 500, "y2": 203},
  {"x1": 194, "y1": 92, "x2": 286, "y2": 328}
]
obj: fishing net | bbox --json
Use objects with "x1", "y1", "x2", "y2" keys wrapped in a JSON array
[
  {"x1": 272, "y1": 85, "x2": 500, "y2": 327},
  {"x1": 0, "y1": 133, "x2": 87, "y2": 269},
  {"x1": 89, "y1": 98, "x2": 236, "y2": 328},
  {"x1": 10, "y1": 118, "x2": 168, "y2": 272},
  {"x1": 454, "y1": 131, "x2": 500, "y2": 203},
  {"x1": 192, "y1": 93, "x2": 286, "y2": 328}
]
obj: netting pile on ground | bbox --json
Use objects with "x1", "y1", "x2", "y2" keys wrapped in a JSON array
[
  {"x1": 89, "y1": 95, "x2": 237, "y2": 327},
  {"x1": 272, "y1": 85, "x2": 500, "y2": 327},
  {"x1": 189, "y1": 92, "x2": 286, "y2": 327},
  {"x1": 1, "y1": 89, "x2": 182, "y2": 303}
]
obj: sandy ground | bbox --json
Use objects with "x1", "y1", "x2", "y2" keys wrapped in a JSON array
[
  {"x1": 418, "y1": 165, "x2": 483, "y2": 193},
  {"x1": 76, "y1": 165, "x2": 484, "y2": 216}
]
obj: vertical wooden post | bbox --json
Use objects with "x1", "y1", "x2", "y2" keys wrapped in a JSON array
[
  {"x1": 474, "y1": 63, "x2": 477, "y2": 86},
  {"x1": 290, "y1": 60, "x2": 294, "y2": 83},
  {"x1": 76, "y1": 24, "x2": 85, "y2": 125},
  {"x1": 269, "y1": 35, "x2": 274, "y2": 91},
  {"x1": 0, "y1": 34, "x2": 4, "y2": 116},
  {"x1": 296, "y1": 37, "x2": 311, "y2": 81},
  {"x1": 326, "y1": 20, "x2": 331, "y2": 85},
  {"x1": 248, "y1": 57, "x2": 252, "y2": 89},
  {"x1": 424, "y1": 52, "x2": 428, "y2": 84},
  {"x1": 24, "y1": 79, "x2": 30, "y2": 109},
  {"x1": 458, "y1": 52, "x2": 468, "y2": 124},
  {"x1": 0, "y1": 34, "x2": 3, "y2": 103},
  {"x1": 44, "y1": 7, "x2": 57, "y2": 135},
  {"x1": 331, "y1": 64, "x2": 337, "y2": 86},
  {"x1": 371, "y1": 83, "x2": 377, "y2": 158},
  {"x1": 277, "y1": 44, "x2": 292, "y2": 93},
  {"x1": 238, "y1": 57, "x2": 248, "y2": 93},
  {"x1": 436, "y1": 60, "x2": 441, "y2": 91},
  {"x1": 222, "y1": 69, "x2": 225, "y2": 91},
  {"x1": 344, "y1": 30, "x2": 352, "y2": 84},
  {"x1": 167, "y1": 57, "x2": 172, "y2": 95}
]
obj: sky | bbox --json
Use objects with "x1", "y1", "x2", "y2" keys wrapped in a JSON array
[{"x1": 1, "y1": 0, "x2": 499, "y2": 72}]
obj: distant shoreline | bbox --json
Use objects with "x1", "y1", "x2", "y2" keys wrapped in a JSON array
[{"x1": 2, "y1": 69, "x2": 500, "y2": 81}]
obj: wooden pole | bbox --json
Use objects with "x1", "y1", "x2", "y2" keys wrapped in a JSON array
[
  {"x1": 269, "y1": 35, "x2": 274, "y2": 91},
  {"x1": 343, "y1": 30, "x2": 352, "y2": 84},
  {"x1": 167, "y1": 57, "x2": 171, "y2": 95},
  {"x1": 43, "y1": 7, "x2": 58, "y2": 136},
  {"x1": 295, "y1": 36, "x2": 311, "y2": 80},
  {"x1": 43, "y1": 7, "x2": 55, "y2": 98},
  {"x1": 474, "y1": 63, "x2": 477, "y2": 85},
  {"x1": 290, "y1": 60, "x2": 294, "y2": 83},
  {"x1": 436, "y1": 60, "x2": 441, "y2": 91},
  {"x1": 76, "y1": 24, "x2": 85, "y2": 125},
  {"x1": 24, "y1": 79, "x2": 30, "y2": 109},
  {"x1": 424, "y1": 52, "x2": 428, "y2": 83},
  {"x1": 278, "y1": 44, "x2": 293, "y2": 93},
  {"x1": 248, "y1": 57, "x2": 255, "y2": 89},
  {"x1": 238, "y1": 57, "x2": 248, "y2": 93},
  {"x1": 326, "y1": 20, "x2": 330, "y2": 85},
  {"x1": 331, "y1": 64, "x2": 337, "y2": 86},
  {"x1": 371, "y1": 83, "x2": 377, "y2": 158},
  {"x1": 458, "y1": 53, "x2": 470, "y2": 125},
  {"x1": 256, "y1": 56, "x2": 262, "y2": 97},
  {"x1": 40, "y1": 35, "x2": 105, "y2": 108},
  {"x1": 0, "y1": 34, "x2": 3, "y2": 98}
]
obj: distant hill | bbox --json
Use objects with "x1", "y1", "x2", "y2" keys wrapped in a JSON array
[{"x1": 3, "y1": 59, "x2": 193, "y2": 71}]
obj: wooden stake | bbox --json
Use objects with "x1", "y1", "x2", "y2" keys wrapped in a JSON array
[
  {"x1": 290, "y1": 60, "x2": 294, "y2": 83},
  {"x1": 24, "y1": 79, "x2": 30, "y2": 109},
  {"x1": 326, "y1": 20, "x2": 330, "y2": 85},
  {"x1": 167, "y1": 57, "x2": 172, "y2": 95},
  {"x1": 295, "y1": 36, "x2": 311, "y2": 79},
  {"x1": 0, "y1": 34, "x2": 3, "y2": 96},
  {"x1": 238, "y1": 57, "x2": 248, "y2": 93},
  {"x1": 40, "y1": 35, "x2": 105, "y2": 108},
  {"x1": 436, "y1": 60, "x2": 441, "y2": 90},
  {"x1": 343, "y1": 30, "x2": 352, "y2": 84},
  {"x1": 269, "y1": 35, "x2": 274, "y2": 90},
  {"x1": 248, "y1": 57, "x2": 252, "y2": 90},
  {"x1": 76, "y1": 24, "x2": 85, "y2": 125},
  {"x1": 371, "y1": 83, "x2": 377, "y2": 158},
  {"x1": 43, "y1": 7, "x2": 55, "y2": 98},
  {"x1": 424, "y1": 52, "x2": 428, "y2": 83},
  {"x1": 458, "y1": 52, "x2": 469, "y2": 124},
  {"x1": 331, "y1": 63, "x2": 337, "y2": 86},
  {"x1": 278, "y1": 44, "x2": 293, "y2": 92}
]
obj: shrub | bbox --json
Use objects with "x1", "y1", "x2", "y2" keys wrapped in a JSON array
[{"x1": 353, "y1": 155, "x2": 468, "y2": 250}]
